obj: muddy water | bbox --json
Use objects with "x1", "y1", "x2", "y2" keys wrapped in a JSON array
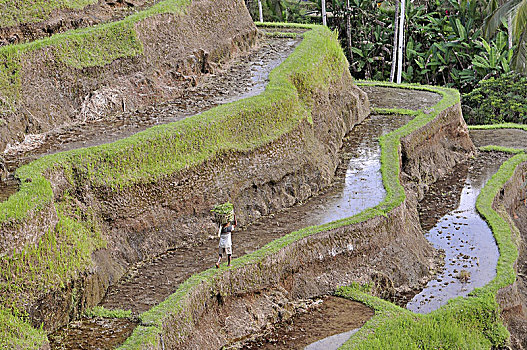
[
  {"x1": 470, "y1": 128, "x2": 527, "y2": 150},
  {"x1": 407, "y1": 152, "x2": 509, "y2": 313},
  {"x1": 239, "y1": 296, "x2": 373, "y2": 350},
  {"x1": 47, "y1": 318, "x2": 137, "y2": 350},
  {"x1": 359, "y1": 85, "x2": 441, "y2": 111},
  {"x1": 2, "y1": 36, "x2": 301, "y2": 174}
]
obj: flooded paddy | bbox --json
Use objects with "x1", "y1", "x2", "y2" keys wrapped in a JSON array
[
  {"x1": 359, "y1": 85, "x2": 441, "y2": 111},
  {"x1": 238, "y1": 296, "x2": 373, "y2": 350},
  {"x1": 407, "y1": 152, "x2": 509, "y2": 313},
  {"x1": 50, "y1": 102, "x2": 425, "y2": 348},
  {"x1": 470, "y1": 128, "x2": 527, "y2": 150}
]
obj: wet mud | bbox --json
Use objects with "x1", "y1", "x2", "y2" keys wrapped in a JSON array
[
  {"x1": 0, "y1": 178, "x2": 18, "y2": 202},
  {"x1": 49, "y1": 109, "x2": 418, "y2": 348},
  {"x1": 359, "y1": 85, "x2": 441, "y2": 111},
  {"x1": 2, "y1": 35, "x2": 300, "y2": 176},
  {"x1": 407, "y1": 152, "x2": 510, "y2": 313},
  {"x1": 470, "y1": 128, "x2": 527, "y2": 150},
  {"x1": 48, "y1": 317, "x2": 137, "y2": 350},
  {"x1": 236, "y1": 296, "x2": 373, "y2": 350}
]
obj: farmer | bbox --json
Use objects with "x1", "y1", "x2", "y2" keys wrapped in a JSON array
[{"x1": 215, "y1": 214, "x2": 237, "y2": 268}]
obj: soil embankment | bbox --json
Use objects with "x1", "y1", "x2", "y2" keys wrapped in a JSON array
[
  {"x1": 494, "y1": 159, "x2": 527, "y2": 349},
  {"x1": 1, "y1": 23, "x2": 371, "y2": 348},
  {"x1": 0, "y1": 0, "x2": 257, "y2": 159}
]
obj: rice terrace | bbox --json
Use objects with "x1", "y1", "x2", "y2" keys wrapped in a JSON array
[{"x1": 1, "y1": 0, "x2": 527, "y2": 349}]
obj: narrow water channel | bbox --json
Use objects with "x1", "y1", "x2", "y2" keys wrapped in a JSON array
[{"x1": 407, "y1": 152, "x2": 509, "y2": 313}]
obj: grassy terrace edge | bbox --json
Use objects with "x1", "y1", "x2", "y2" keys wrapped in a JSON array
[
  {"x1": 118, "y1": 78, "x2": 462, "y2": 347},
  {"x1": 0, "y1": 0, "x2": 191, "y2": 106},
  {"x1": 468, "y1": 123, "x2": 527, "y2": 131},
  {"x1": 0, "y1": 0, "x2": 98, "y2": 28}
]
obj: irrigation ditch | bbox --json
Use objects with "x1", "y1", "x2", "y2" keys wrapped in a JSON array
[{"x1": 0, "y1": 3, "x2": 527, "y2": 349}]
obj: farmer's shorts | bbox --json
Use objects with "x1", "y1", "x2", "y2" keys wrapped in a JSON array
[{"x1": 219, "y1": 246, "x2": 232, "y2": 256}]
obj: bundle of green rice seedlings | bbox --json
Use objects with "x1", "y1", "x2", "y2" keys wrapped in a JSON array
[{"x1": 211, "y1": 202, "x2": 235, "y2": 225}]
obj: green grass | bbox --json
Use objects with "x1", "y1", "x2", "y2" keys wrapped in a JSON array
[
  {"x1": 478, "y1": 145, "x2": 526, "y2": 154},
  {"x1": 0, "y1": 0, "x2": 191, "y2": 108},
  {"x1": 468, "y1": 123, "x2": 527, "y2": 131},
  {"x1": 84, "y1": 306, "x2": 132, "y2": 319},
  {"x1": 0, "y1": 25, "x2": 344, "y2": 223},
  {"x1": 0, "y1": 307, "x2": 47, "y2": 350},
  {"x1": 1, "y1": 24, "x2": 348, "y2": 348},
  {"x1": 0, "y1": 196, "x2": 106, "y2": 312},
  {"x1": 0, "y1": 0, "x2": 98, "y2": 28},
  {"x1": 255, "y1": 21, "x2": 317, "y2": 29}
]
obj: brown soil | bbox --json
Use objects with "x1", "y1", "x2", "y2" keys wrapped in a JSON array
[
  {"x1": 99, "y1": 112, "x2": 415, "y2": 313},
  {"x1": 0, "y1": 0, "x2": 257, "y2": 158},
  {"x1": 48, "y1": 110, "x2": 410, "y2": 349},
  {"x1": 237, "y1": 296, "x2": 373, "y2": 350},
  {"x1": 507, "y1": 201, "x2": 527, "y2": 349},
  {"x1": 0, "y1": 0, "x2": 156, "y2": 46},
  {"x1": 47, "y1": 318, "x2": 137, "y2": 350}
]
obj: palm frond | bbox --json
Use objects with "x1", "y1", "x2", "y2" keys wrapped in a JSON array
[
  {"x1": 512, "y1": 0, "x2": 527, "y2": 41},
  {"x1": 512, "y1": 26, "x2": 527, "y2": 71},
  {"x1": 483, "y1": 0, "x2": 521, "y2": 38}
]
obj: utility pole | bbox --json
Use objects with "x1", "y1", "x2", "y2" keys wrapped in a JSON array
[
  {"x1": 396, "y1": 0, "x2": 405, "y2": 84},
  {"x1": 390, "y1": 0, "x2": 399, "y2": 82},
  {"x1": 346, "y1": 0, "x2": 352, "y2": 62},
  {"x1": 258, "y1": 0, "x2": 263, "y2": 22},
  {"x1": 321, "y1": 0, "x2": 327, "y2": 26}
]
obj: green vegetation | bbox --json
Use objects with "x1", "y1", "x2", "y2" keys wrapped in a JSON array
[
  {"x1": 0, "y1": 307, "x2": 47, "y2": 349},
  {"x1": 469, "y1": 122, "x2": 527, "y2": 131},
  {"x1": 463, "y1": 72, "x2": 527, "y2": 124},
  {"x1": 0, "y1": 196, "x2": 105, "y2": 322},
  {"x1": 0, "y1": 0, "x2": 97, "y2": 28},
  {"x1": 337, "y1": 284, "x2": 508, "y2": 349},
  {"x1": 84, "y1": 306, "x2": 132, "y2": 319},
  {"x1": 478, "y1": 145, "x2": 526, "y2": 154},
  {"x1": 0, "y1": 0, "x2": 191, "y2": 108}
]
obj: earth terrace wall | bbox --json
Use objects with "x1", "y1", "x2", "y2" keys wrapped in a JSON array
[
  {"x1": 0, "y1": 0, "x2": 257, "y2": 156},
  {"x1": 118, "y1": 82, "x2": 474, "y2": 348},
  {"x1": 337, "y1": 151, "x2": 527, "y2": 348},
  {"x1": 0, "y1": 25, "x2": 369, "y2": 347},
  {"x1": 491, "y1": 151, "x2": 527, "y2": 348}
]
